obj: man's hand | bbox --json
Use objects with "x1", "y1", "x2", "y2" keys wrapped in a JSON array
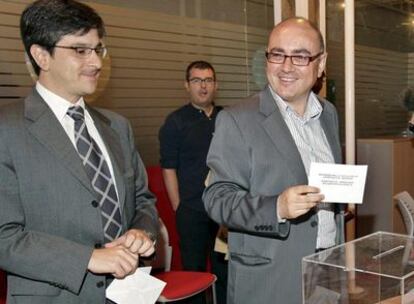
[
  {"x1": 87, "y1": 246, "x2": 139, "y2": 279},
  {"x1": 105, "y1": 229, "x2": 155, "y2": 257},
  {"x1": 161, "y1": 168, "x2": 180, "y2": 211},
  {"x1": 171, "y1": 201, "x2": 180, "y2": 211},
  {"x1": 277, "y1": 185, "x2": 324, "y2": 219}
]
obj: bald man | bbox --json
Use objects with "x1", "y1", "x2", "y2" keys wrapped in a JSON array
[{"x1": 203, "y1": 17, "x2": 345, "y2": 303}]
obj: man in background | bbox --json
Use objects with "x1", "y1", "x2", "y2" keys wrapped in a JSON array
[
  {"x1": 159, "y1": 61, "x2": 227, "y2": 303},
  {"x1": 203, "y1": 18, "x2": 345, "y2": 304},
  {"x1": 0, "y1": 1, "x2": 158, "y2": 303}
]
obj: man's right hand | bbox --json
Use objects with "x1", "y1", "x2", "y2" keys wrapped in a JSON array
[
  {"x1": 87, "y1": 246, "x2": 139, "y2": 279},
  {"x1": 171, "y1": 201, "x2": 180, "y2": 211},
  {"x1": 277, "y1": 185, "x2": 324, "y2": 220},
  {"x1": 161, "y1": 168, "x2": 180, "y2": 211}
]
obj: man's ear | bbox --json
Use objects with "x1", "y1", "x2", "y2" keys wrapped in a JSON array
[
  {"x1": 29, "y1": 44, "x2": 51, "y2": 72},
  {"x1": 184, "y1": 81, "x2": 190, "y2": 92},
  {"x1": 317, "y1": 52, "x2": 327, "y2": 78}
]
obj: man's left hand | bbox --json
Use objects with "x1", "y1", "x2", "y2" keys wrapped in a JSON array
[{"x1": 105, "y1": 229, "x2": 155, "y2": 257}]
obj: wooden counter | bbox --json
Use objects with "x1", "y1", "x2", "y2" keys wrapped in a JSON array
[{"x1": 357, "y1": 136, "x2": 414, "y2": 237}]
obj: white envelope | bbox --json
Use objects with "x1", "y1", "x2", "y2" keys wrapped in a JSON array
[
  {"x1": 308, "y1": 162, "x2": 368, "y2": 204},
  {"x1": 106, "y1": 267, "x2": 166, "y2": 304}
]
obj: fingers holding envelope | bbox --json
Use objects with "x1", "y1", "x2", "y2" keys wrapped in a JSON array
[{"x1": 277, "y1": 185, "x2": 324, "y2": 219}]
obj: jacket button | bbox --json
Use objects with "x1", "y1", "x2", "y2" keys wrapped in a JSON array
[
  {"x1": 96, "y1": 281, "x2": 104, "y2": 288},
  {"x1": 311, "y1": 221, "x2": 318, "y2": 227},
  {"x1": 94, "y1": 243, "x2": 102, "y2": 249},
  {"x1": 91, "y1": 200, "x2": 99, "y2": 208}
]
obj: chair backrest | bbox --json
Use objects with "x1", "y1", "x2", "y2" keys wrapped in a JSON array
[
  {"x1": 146, "y1": 165, "x2": 182, "y2": 270},
  {"x1": 395, "y1": 191, "x2": 414, "y2": 236},
  {"x1": 0, "y1": 270, "x2": 6, "y2": 304},
  {"x1": 152, "y1": 218, "x2": 173, "y2": 272}
]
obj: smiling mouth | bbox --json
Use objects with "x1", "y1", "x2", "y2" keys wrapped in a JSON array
[
  {"x1": 83, "y1": 69, "x2": 100, "y2": 76},
  {"x1": 82, "y1": 73, "x2": 100, "y2": 81},
  {"x1": 279, "y1": 75, "x2": 297, "y2": 83}
]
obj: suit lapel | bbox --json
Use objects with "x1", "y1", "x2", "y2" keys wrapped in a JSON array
[
  {"x1": 24, "y1": 89, "x2": 96, "y2": 196},
  {"x1": 259, "y1": 87, "x2": 307, "y2": 183},
  {"x1": 319, "y1": 101, "x2": 342, "y2": 163},
  {"x1": 88, "y1": 107, "x2": 126, "y2": 209}
]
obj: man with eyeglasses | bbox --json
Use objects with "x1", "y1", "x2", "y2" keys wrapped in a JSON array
[
  {"x1": 0, "y1": 1, "x2": 158, "y2": 303},
  {"x1": 203, "y1": 17, "x2": 345, "y2": 304},
  {"x1": 159, "y1": 61, "x2": 227, "y2": 304}
]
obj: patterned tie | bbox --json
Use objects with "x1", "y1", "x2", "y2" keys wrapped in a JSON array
[{"x1": 67, "y1": 106, "x2": 122, "y2": 242}]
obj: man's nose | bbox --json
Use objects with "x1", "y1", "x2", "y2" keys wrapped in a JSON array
[
  {"x1": 281, "y1": 56, "x2": 295, "y2": 72},
  {"x1": 88, "y1": 50, "x2": 103, "y2": 68}
]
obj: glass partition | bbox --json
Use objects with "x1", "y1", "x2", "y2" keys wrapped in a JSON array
[{"x1": 327, "y1": 0, "x2": 413, "y2": 140}]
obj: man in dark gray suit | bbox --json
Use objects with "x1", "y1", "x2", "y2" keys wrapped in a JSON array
[
  {"x1": 203, "y1": 17, "x2": 345, "y2": 304},
  {"x1": 0, "y1": 1, "x2": 158, "y2": 303}
]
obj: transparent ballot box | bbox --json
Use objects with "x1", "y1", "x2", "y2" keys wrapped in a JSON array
[{"x1": 302, "y1": 232, "x2": 414, "y2": 304}]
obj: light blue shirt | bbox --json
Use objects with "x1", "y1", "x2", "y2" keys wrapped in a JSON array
[{"x1": 270, "y1": 86, "x2": 336, "y2": 249}]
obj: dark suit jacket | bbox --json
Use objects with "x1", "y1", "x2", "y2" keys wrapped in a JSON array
[
  {"x1": 0, "y1": 89, "x2": 158, "y2": 304},
  {"x1": 203, "y1": 86, "x2": 344, "y2": 304}
]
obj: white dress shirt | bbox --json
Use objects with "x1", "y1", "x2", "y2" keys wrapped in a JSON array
[{"x1": 36, "y1": 82, "x2": 119, "y2": 195}]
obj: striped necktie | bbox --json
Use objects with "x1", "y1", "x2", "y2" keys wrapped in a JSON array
[{"x1": 67, "y1": 106, "x2": 122, "y2": 242}]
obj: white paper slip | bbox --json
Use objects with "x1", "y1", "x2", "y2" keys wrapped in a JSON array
[
  {"x1": 106, "y1": 267, "x2": 166, "y2": 304},
  {"x1": 308, "y1": 162, "x2": 368, "y2": 204}
]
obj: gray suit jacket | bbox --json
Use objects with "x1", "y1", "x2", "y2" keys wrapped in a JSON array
[
  {"x1": 0, "y1": 89, "x2": 158, "y2": 304},
  {"x1": 203, "y1": 86, "x2": 344, "y2": 304}
]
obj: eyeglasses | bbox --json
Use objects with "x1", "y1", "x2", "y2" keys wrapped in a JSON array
[
  {"x1": 53, "y1": 45, "x2": 108, "y2": 59},
  {"x1": 265, "y1": 52, "x2": 323, "y2": 66},
  {"x1": 188, "y1": 77, "x2": 215, "y2": 85}
]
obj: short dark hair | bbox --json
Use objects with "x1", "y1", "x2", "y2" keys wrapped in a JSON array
[
  {"x1": 185, "y1": 61, "x2": 216, "y2": 82},
  {"x1": 20, "y1": 0, "x2": 105, "y2": 76}
]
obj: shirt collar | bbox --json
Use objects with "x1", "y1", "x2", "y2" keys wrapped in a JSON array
[
  {"x1": 269, "y1": 85, "x2": 322, "y2": 123},
  {"x1": 189, "y1": 102, "x2": 218, "y2": 117},
  {"x1": 36, "y1": 81, "x2": 88, "y2": 122}
]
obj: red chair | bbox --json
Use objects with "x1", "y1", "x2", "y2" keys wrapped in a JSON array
[
  {"x1": 0, "y1": 270, "x2": 6, "y2": 304},
  {"x1": 153, "y1": 219, "x2": 217, "y2": 303},
  {"x1": 146, "y1": 165, "x2": 182, "y2": 270}
]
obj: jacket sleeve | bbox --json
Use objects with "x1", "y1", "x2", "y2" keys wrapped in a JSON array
[
  {"x1": 126, "y1": 121, "x2": 159, "y2": 240},
  {"x1": 158, "y1": 113, "x2": 179, "y2": 169},
  {"x1": 202, "y1": 110, "x2": 290, "y2": 238}
]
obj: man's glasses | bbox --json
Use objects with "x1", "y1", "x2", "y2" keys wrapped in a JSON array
[
  {"x1": 188, "y1": 77, "x2": 215, "y2": 86},
  {"x1": 53, "y1": 45, "x2": 108, "y2": 59},
  {"x1": 265, "y1": 52, "x2": 323, "y2": 66}
]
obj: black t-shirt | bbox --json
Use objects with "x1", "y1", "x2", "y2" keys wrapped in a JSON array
[{"x1": 159, "y1": 103, "x2": 222, "y2": 211}]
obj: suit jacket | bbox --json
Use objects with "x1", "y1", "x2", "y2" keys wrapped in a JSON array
[
  {"x1": 0, "y1": 89, "x2": 158, "y2": 304},
  {"x1": 203, "y1": 86, "x2": 344, "y2": 304}
]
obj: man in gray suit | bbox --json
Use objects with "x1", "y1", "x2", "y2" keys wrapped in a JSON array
[
  {"x1": 203, "y1": 17, "x2": 345, "y2": 304},
  {"x1": 0, "y1": 1, "x2": 158, "y2": 303}
]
